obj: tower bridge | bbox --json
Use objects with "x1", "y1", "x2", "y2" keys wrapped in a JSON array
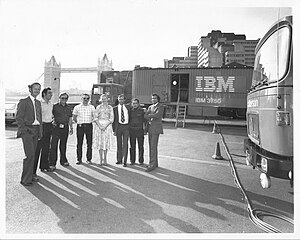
[{"x1": 44, "y1": 54, "x2": 113, "y2": 102}]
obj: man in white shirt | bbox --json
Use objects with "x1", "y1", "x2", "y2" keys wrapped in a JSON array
[
  {"x1": 112, "y1": 94, "x2": 131, "y2": 167},
  {"x1": 73, "y1": 94, "x2": 95, "y2": 164},
  {"x1": 34, "y1": 87, "x2": 54, "y2": 174}
]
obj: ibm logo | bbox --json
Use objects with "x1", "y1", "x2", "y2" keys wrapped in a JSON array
[{"x1": 195, "y1": 76, "x2": 235, "y2": 92}]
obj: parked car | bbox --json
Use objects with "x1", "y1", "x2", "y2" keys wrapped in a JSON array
[
  {"x1": 5, "y1": 102, "x2": 18, "y2": 124},
  {"x1": 67, "y1": 102, "x2": 81, "y2": 113}
]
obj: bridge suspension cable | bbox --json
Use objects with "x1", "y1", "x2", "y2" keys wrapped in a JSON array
[{"x1": 15, "y1": 72, "x2": 44, "y2": 94}]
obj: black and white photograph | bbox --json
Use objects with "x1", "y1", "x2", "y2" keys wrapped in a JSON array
[{"x1": 1, "y1": 0, "x2": 299, "y2": 238}]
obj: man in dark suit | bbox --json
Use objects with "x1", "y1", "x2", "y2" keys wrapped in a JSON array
[
  {"x1": 112, "y1": 94, "x2": 131, "y2": 167},
  {"x1": 144, "y1": 94, "x2": 164, "y2": 172},
  {"x1": 16, "y1": 82, "x2": 43, "y2": 186}
]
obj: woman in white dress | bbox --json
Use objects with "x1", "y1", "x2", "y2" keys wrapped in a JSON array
[{"x1": 93, "y1": 94, "x2": 114, "y2": 165}]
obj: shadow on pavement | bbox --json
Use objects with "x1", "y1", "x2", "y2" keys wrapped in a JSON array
[{"x1": 23, "y1": 161, "x2": 292, "y2": 234}]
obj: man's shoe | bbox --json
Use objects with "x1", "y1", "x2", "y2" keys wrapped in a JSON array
[
  {"x1": 20, "y1": 181, "x2": 33, "y2": 186},
  {"x1": 76, "y1": 161, "x2": 82, "y2": 165},
  {"x1": 41, "y1": 168, "x2": 52, "y2": 172},
  {"x1": 62, "y1": 162, "x2": 70, "y2": 167},
  {"x1": 123, "y1": 163, "x2": 127, "y2": 167},
  {"x1": 145, "y1": 166, "x2": 155, "y2": 172},
  {"x1": 20, "y1": 182, "x2": 32, "y2": 187},
  {"x1": 130, "y1": 162, "x2": 135, "y2": 165},
  {"x1": 139, "y1": 162, "x2": 144, "y2": 165},
  {"x1": 32, "y1": 176, "x2": 39, "y2": 182},
  {"x1": 116, "y1": 162, "x2": 122, "y2": 165},
  {"x1": 49, "y1": 166, "x2": 56, "y2": 171},
  {"x1": 86, "y1": 160, "x2": 92, "y2": 164}
]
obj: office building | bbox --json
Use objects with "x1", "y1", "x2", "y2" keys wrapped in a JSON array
[
  {"x1": 164, "y1": 46, "x2": 198, "y2": 68},
  {"x1": 198, "y1": 30, "x2": 259, "y2": 67}
]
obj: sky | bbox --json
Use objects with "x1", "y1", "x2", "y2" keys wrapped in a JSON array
[{"x1": 0, "y1": 0, "x2": 297, "y2": 92}]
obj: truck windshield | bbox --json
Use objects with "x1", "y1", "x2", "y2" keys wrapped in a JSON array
[
  {"x1": 252, "y1": 26, "x2": 291, "y2": 87},
  {"x1": 93, "y1": 86, "x2": 104, "y2": 94}
]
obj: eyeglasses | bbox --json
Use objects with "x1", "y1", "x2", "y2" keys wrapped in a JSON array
[
  {"x1": 83, "y1": 98, "x2": 89, "y2": 100},
  {"x1": 60, "y1": 97, "x2": 68, "y2": 100}
]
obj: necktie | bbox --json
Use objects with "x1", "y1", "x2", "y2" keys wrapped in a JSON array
[
  {"x1": 121, "y1": 105, "x2": 125, "y2": 123},
  {"x1": 34, "y1": 99, "x2": 41, "y2": 123}
]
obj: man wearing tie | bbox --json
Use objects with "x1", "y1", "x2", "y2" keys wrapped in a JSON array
[
  {"x1": 112, "y1": 94, "x2": 131, "y2": 167},
  {"x1": 16, "y1": 82, "x2": 43, "y2": 186}
]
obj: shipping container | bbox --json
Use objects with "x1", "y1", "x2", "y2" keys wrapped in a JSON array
[{"x1": 132, "y1": 67, "x2": 253, "y2": 118}]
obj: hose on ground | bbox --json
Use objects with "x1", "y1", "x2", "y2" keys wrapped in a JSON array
[{"x1": 215, "y1": 120, "x2": 294, "y2": 233}]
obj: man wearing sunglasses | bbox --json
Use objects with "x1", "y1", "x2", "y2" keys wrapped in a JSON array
[
  {"x1": 73, "y1": 94, "x2": 95, "y2": 164},
  {"x1": 49, "y1": 92, "x2": 73, "y2": 170}
]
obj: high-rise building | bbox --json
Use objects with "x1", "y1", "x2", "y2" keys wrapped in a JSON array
[
  {"x1": 198, "y1": 37, "x2": 223, "y2": 67},
  {"x1": 231, "y1": 40, "x2": 258, "y2": 66},
  {"x1": 197, "y1": 30, "x2": 259, "y2": 67},
  {"x1": 164, "y1": 46, "x2": 198, "y2": 68}
]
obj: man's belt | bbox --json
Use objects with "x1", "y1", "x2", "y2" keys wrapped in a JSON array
[{"x1": 78, "y1": 123, "x2": 92, "y2": 127}]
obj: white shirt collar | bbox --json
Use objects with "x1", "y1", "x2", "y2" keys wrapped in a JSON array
[{"x1": 29, "y1": 95, "x2": 35, "y2": 102}]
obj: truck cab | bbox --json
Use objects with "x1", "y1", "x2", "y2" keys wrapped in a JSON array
[
  {"x1": 91, "y1": 83, "x2": 124, "y2": 107},
  {"x1": 244, "y1": 16, "x2": 293, "y2": 188}
]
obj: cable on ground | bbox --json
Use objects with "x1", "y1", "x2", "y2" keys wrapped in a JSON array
[{"x1": 214, "y1": 120, "x2": 294, "y2": 233}]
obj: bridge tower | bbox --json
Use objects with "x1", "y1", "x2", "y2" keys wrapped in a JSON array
[
  {"x1": 44, "y1": 56, "x2": 61, "y2": 103},
  {"x1": 97, "y1": 53, "x2": 113, "y2": 83}
]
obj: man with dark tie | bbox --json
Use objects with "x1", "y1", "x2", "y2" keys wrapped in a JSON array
[
  {"x1": 16, "y1": 82, "x2": 43, "y2": 186},
  {"x1": 112, "y1": 94, "x2": 131, "y2": 167}
]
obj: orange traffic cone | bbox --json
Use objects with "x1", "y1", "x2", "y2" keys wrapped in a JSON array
[
  {"x1": 212, "y1": 142, "x2": 223, "y2": 160},
  {"x1": 212, "y1": 122, "x2": 218, "y2": 134}
]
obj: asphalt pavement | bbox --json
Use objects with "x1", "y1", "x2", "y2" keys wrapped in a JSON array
[{"x1": 4, "y1": 121, "x2": 295, "y2": 237}]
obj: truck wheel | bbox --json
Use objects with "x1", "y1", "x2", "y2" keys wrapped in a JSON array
[{"x1": 260, "y1": 173, "x2": 271, "y2": 189}]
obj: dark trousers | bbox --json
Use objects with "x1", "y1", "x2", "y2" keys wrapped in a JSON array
[
  {"x1": 129, "y1": 128, "x2": 144, "y2": 163},
  {"x1": 20, "y1": 126, "x2": 39, "y2": 184},
  {"x1": 34, "y1": 123, "x2": 53, "y2": 173},
  {"x1": 148, "y1": 133, "x2": 160, "y2": 168},
  {"x1": 116, "y1": 124, "x2": 129, "y2": 164},
  {"x1": 49, "y1": 125, "x2": 69, "y2": 166},
  {"x1": 76, "y1": 123, "x2": 93, "y2": 162}
]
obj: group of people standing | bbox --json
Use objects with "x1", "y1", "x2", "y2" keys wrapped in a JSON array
[{"x1": 16, "y1": 82, "x2": 164, "y2": 187}]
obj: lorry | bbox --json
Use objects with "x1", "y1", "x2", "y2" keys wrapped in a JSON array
[
  {"x1": 243, "y1": 16, "x2": 293, "y2": 188},
  {"x1": 91, "y1": 82, "x2": 124, "y2": 107},
  {"x1": 132, "y1": 66, "x2": 253, "y2": 118}
]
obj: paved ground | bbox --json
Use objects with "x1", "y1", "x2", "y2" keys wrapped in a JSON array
[{"x1": 3, "y1": 121, "x2": 296, "y2": 238}]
